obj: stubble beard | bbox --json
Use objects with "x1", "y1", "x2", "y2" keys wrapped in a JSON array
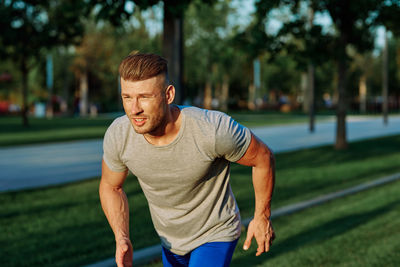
[{"x1": 130, "y1": 111, "x2": 167, "y2": 136}]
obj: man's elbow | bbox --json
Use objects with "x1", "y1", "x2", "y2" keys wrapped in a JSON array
[
  {"x1": 99, "y1": 177, "x2": 124, "y2": 195},
  {"x1": 257, "y1": 144, "x2": 274, "y2": 168}
]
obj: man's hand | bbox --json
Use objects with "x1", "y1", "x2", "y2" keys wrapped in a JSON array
[
  {"x1": 116, "y1": 238, "x2": 133, "y2": 267},
  {"x1": 243, "y1": 215, "x2": 275, "y2": 256}
]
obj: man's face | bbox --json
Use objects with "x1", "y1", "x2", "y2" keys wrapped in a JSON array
[{"x1": 121, "y1": 75, "x2": 169, "y2": 136}]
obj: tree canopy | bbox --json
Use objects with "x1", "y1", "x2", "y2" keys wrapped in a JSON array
[{"x1": 0, "y1": 0, "x2": 89, "y2": 125}]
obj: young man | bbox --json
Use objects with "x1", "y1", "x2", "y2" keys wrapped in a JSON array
[{"x1": 100, "y1": 53, "x2": 275, "y2": 267}]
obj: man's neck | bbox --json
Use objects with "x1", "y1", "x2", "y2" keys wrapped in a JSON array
[{"x1": 144, "y1": 105, "x2": 181, "y2": 146}]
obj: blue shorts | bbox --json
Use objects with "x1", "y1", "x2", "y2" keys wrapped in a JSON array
[{"x1": 161, "y1": 239, "x2": 238, "y2": 267}]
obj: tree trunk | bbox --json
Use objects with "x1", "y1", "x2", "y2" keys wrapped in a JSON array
[
  {"x1": 359, "y1": 74, "x2": 367, "y2": 113},
  {"x1": 79, "y1": 70, "x2": 89, "y2": 116},
  {"x1": 204, "y1": 80, "x2": 212, "y2": 110},
  {"x1": 335, "y1": 57, "x2": 348, "y2": 150},
  {"x1": 382, "y1": 29, "x2": 389, "y2": 125},
  {"x1": 301, "y1": 72, "x2": 309, "y2": 113},
  {"x1": 220, "y1": 75, "x2": 229, "y2": 112},
  {"x1": 62, "y1": 69, "x2": 71, "y2": 115},
  {"x1": 307, "y1": 5, "x2": 315, "y2": 132},
  {"x1": 21, "y1": 59, "x2": 29, "y2": 127},
  {"x1": 163, "y1": 4, "x2": 183, "y2": 104},
  {"x1": 248, "y1": 83, "x2": 256, "y2": 110},
  {"x1": 308, "y1": 63, "x2": 315, "y2": 132},
  {"x1": 253, "y1": 58, "x2": 261, "y2": 109}
]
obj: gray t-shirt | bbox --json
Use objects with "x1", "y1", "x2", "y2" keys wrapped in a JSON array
[{"x1": 103, "y1": 105, "x2": 251, "y2": 255}]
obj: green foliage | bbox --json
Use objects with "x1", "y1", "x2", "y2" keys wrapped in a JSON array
[
  {"x1": 0, "y1": 0, "x2": 90, "y2": 125},
  {"x1": 262, "y1": 52, "x2": 300, "y2": 95},
  {"x1": 184, "y1": 0, "x2": 239, "y2": 96},
  {"x1": 1, "y1": 0, "x2": 399, "y2": 120},
  {"x1": 89, "y1": 0, "x2": 208, "y2": 25},
  {"x1": 0, "y1": 1, "x2": 89, "y2": 61},
  {"x1": 70, "y1": 10, "x2": 162, "y2": 113}
]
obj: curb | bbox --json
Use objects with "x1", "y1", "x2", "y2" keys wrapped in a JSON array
[{"x1": 86, "y1": 172, "x2": 400, "y2": 267}]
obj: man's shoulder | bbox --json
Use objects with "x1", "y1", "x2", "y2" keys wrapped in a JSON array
[{"x1": 180, "y1": 106, "x2": 229, "y2": 126}]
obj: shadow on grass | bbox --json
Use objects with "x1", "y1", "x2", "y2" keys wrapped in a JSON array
[
  {"x1": 271, "y1": 164, "x2": 400, "y2": 206},
  {"x1": 0, "y1": 220, "x2": 114, "y2": 267},
  {"x1": 232, "y1": 198, "x2": 400, "y2": 266}
]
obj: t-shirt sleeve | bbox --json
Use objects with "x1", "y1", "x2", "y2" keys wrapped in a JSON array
[
  {"x1": 214, "y1": 112, "x2": 252, "y2": 162},
  {"x1": 103, "y1": 123, "x2": 128, "y2": 173}
]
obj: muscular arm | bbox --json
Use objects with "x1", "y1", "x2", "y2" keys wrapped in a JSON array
[
  {"x1": 99, "y1": 159, "x2": 132, "y2": 267},
  {"x1": 236, "y1": 133, "x2": 275, "y2": 256}
]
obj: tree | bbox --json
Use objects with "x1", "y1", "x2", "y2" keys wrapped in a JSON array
[
  {"x1": 184, "y1": 0, "x2": 237, "y2": 110},
  {"x1": 311, "y1": 0, "x2": 400, "y2": 149},
  {"x1": 71, "y1": 13, "x2": 161, "y2": 115},
  {"x1": 274, "y1": 3, "x2": 333, "y2": 131},
  {"x1": 255, "y1": 0, "x2": 400, "y2": 149},
  {"x1": 0, "y1": 0, "x2": 88, "y2": 126},
  {"x1": 349, "y1": 49, "x2": 374, "y2": 114},
  {"x1": 90, "y1": 0, "x2": 215, "y2": 105}
]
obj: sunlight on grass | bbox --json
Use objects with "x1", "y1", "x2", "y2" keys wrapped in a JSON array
[{"x1": 0, "y1": 135, "x2": 399, "y2": 266}]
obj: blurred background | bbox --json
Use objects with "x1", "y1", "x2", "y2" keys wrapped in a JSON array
[{"x1": 1, "y1": 0, "x2": 400, "y2": 266}]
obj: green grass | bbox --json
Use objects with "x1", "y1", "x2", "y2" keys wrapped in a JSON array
[
  {"x1": 229, "y1": 180, "x2": 400, "y2": 267},
  {"x1": 229, "y1": 111, "x2": 332, "y2": 128},
  {"x1": 1, "y1": 135, "x2": 400, "y2": 266},
  {"x1": 146, "y1": 180, "x2": 400, "y2": 267},
  {"x1": 0, "y1": 115, "x2": 115, "y2": 147},
  {"x1": 0, "y1": 112, "x2": 330, "y2": 147}
]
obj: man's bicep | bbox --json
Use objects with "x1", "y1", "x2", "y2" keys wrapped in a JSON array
[
  {"x1": 101, "y1": 159, "x2": 129, "y2": 188},
  {"x1": 236, "y1": 133, "x2": 272, "y2": 167}
]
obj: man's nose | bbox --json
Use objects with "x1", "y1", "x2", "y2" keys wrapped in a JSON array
[{"x1": 131, "y1": 98, "x2": 143, "y2": 115}]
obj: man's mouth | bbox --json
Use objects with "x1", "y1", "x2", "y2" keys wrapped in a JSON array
[{"x1": 132, "y1": 117, "x2": 147, "y2": 126}]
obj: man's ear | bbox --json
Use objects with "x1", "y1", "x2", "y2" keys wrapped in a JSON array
[{"x1": 165, "y1": 85, "x2": 175, "y2": 104}]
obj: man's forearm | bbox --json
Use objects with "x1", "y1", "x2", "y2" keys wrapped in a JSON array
[
  {"x1": 99, "y1": 181, "x2": 130, "y2": 241},
  {"x1": 252, "y1": 151, "x2": 275, "y2": 219}
]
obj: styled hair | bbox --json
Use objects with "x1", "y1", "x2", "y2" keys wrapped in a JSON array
[{"x1": 119, "y1": 53, "x2": 169, "y2": 83}]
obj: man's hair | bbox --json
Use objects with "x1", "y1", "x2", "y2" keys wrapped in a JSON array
[{"x1": 119, "y1": 53, "x2": 169, "y2": 82}]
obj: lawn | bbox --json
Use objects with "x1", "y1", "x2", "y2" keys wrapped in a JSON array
[
  {"x1": 1, "y1": 135, "x2": 399, "y2": 266},
  {"x1": 0, "y1": 115, "x2": 115, "y2": 147},
  {"x1": 146, "y1": 179, "x2": 400, "y2": 267},
  {"x1": 229, "y1": 111, "x2": 332, "y2": 128},
  {"x1": 231, "y1": 180, "x2": 400, "y2": 266},
  {"x1": 0, "y1": 111, "x2": 330, "y2": 146}
]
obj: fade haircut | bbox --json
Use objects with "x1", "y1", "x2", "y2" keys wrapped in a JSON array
[{"x1": 119, "y1": 53, "x2": 169, "y2": 84}]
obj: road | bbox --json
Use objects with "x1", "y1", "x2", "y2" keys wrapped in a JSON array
[{"x1": 0, "y1": 115, "x2": 399, "y2": 192}]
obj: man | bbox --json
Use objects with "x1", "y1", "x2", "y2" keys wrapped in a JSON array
[{"x1": 100, "y1": 53, "x2": 275, "y2": 267}]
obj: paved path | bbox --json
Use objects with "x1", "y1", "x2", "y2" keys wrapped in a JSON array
[
  {"x1": 252, "y1": 115, "x2": 400, "y2": 152},
  {"x1": 0, "y1": 115, "x2": 399, "y2": 192}
]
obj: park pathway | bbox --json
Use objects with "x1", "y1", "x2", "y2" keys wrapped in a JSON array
[{"x1": 0, "y1": 115, "x2": 399, "y2": 192}]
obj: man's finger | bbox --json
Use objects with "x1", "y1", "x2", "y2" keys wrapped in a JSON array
[
  {"x1": 266, "y1": 230, "x2": 275, "y2": 252},
  {"x1": 255, "y1": 237, "x2": 265, "y2": 256},
  {"x1": 256, "y1": 243, "x2": 265, "y2": 255},
  {"x1": 243, "y1": 228, "x2": 254, "y2": 250},
  {"x1": 265, "y1": 237, "x2": 270, "y2": 252}
]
